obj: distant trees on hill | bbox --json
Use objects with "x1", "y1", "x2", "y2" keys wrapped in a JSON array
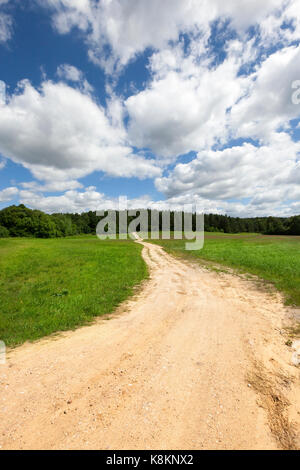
[
  {"x1": 0, "y1": 205, "x2": 57, "y2": 238},
  {"x1": 0, "y1": 204, "x2": 299, "y2": 238},
  {"x1": 0, "y1": 205, "x2": 101, "y2": 238},
  {"x1": 204, "y1": 213, "x2": 300, "y2": 235}
]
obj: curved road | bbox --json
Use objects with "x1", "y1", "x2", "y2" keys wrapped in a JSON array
[{"x1": 0, "y1": 239, "x2": 299, "y2": 449}]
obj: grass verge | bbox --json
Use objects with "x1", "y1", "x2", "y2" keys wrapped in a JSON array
[
  {"x1": 0, "y1": 236, "x2": 147, "y2": 347},
  {"x1": 148, "y1": 233, "x2": 300, "y2": 307}
]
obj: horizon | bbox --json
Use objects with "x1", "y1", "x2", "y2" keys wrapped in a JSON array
[
  {"x1": 2, "y1": 201, "x2": 300, "y2": 221},
  {"x1": 0, "y1": 1, "x2": 300, "y2": 218}
]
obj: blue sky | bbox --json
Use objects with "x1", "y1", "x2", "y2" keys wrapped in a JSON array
[{"x1": 0, "y1": 0, "x2": 300, "y2": 216}]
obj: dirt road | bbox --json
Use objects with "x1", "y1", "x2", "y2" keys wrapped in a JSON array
[{"x1": 0, "y1": 239, "x2": 299, "y2": 450}]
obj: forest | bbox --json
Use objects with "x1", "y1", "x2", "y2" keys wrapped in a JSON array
[{"x1": 0, "y1": 204, "x2": 300, "y2": 238}]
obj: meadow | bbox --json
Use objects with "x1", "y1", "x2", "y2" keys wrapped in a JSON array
[
  {"x1": 0, "y1": 236, "x2": 147, "y2": 347},
  {"x1": 1, "y1": 232, "x2": 300, "y2": 348},
  {"x1": 149, "y1": 233, "x2": 300, "y2": 308}
]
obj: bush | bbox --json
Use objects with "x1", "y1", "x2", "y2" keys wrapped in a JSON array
[{"x1": 0, "y1": 225, "x2": 9, "y2": 238}]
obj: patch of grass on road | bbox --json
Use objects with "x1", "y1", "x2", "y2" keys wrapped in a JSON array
[
  {"x1": 149, "y1": 233, "x2": 300, "y2": 307},
  {"x1": 0, "y1": 237, "x2": 147, "y2": 347}
]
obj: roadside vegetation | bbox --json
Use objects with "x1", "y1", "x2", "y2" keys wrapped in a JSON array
[
  {"x1": 0, "y1": 237, "x2": 147, "y2": 347},
  {"x1": 149, "y1": 233, "x2": 300, "y2": 307}
]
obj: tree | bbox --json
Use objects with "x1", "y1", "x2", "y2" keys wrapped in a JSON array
[
  {"x1": 288, "y1": 216, "x2": 300, "y2": 235},
  {"x1": 0, "y1": 205, "x2": 57, "y2": 238},
  {"x1": 0, "y1": 225, "x2": 9, "y2": 238},
  {"x1": 1, "y1": 204, "x2": 300, "y2": 238}
]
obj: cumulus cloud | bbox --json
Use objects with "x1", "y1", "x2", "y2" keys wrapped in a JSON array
[
  {"x1": 0, "y1": 186, "x2": 18, "y2": 203},
  {"x1": 258, "y1": 0, "x2": 300, "y2": 48},
  {"x1": 155, "y1": 132, "x2": 300, "y2": 213},
  {"x1": 18, "y1": 182, "x2": 300, "y2": 218},
  {"x1": 126, "y1": 37, "x2": 300, "y2": 158},
  {"x1": 126, "y1": 44, "x2": 248, "y2": 158},
  {"x1": 19, "y1": 187, "x2": 104, "y2": 213},
  {"x1": 0, "y1": 79, "x2": 161, "y2": 185},
  {"x1": 56, "y1": 63, "x2": 93, "y2": 94},
  {"x1": 57, "y1": 63, "x2": 83, "y2": 82},
  {"x1": 17, "y1": 183, "x2": 234, "y2": 214},
  {"x1": 19, "y1": 186, "x2": 156, "y2": 214},
  {"x1": 2, "y1": 1, "x2": 300, "y2": 218},
  {"x1": 231, "y1": 45, "x2": 300, "y2": 141},
  {"x1": 41, "y1": 0, "x2": 286, "y2": 73}
]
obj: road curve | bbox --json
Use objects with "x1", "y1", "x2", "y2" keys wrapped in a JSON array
[{"x1": 0, "y1": 239, "x2": 299, "y2": 450}]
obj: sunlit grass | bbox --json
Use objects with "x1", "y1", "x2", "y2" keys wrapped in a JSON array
[
  {"x1": 149, "y1": 233, "x2": 300, "y2": 307},
  {"x1": 0, "y1": 236, "x2": 147, "y2": 347}
]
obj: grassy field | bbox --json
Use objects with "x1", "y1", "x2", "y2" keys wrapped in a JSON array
[
  {"x1": 2, "y1": 233, "x2": 299, "y2": 348},
  {"x1": 149, "y1": 233, "x2": 300, "y2": 307},
  {"x1": 0, "y1": 236, "x2": 147, "y2": 347}
]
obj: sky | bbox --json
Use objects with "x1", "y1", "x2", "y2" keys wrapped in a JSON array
[{"x1": 0, "y1": 0, "x2": 300, "y2": 217}]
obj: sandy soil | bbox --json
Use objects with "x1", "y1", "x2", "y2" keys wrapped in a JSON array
[{"x1": 0, "y1": 238, "x2": 299, "y2": 450}]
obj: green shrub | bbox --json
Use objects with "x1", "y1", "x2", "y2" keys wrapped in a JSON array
[{"x1": 0, "y1": 225, "x2": 9, "y2": 238}]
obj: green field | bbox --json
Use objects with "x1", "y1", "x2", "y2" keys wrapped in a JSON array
[
  {"x1": 149, "y1": 233, "x2": 300, "y2": 308},
  {"x1": 1, "y1": 233, "x2": 300, "y2": 348},
  {"x1": 0, "y1": 236, "x2": 147, "y2": 347}
]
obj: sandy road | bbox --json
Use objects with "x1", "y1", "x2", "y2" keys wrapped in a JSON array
[{"x1": 0, "y1": 238, "x2": 299, "y2": 450}]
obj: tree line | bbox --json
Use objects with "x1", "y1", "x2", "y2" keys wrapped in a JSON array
[{"x1": 0, "y1": 204, "x2": 300, "y2": 238}]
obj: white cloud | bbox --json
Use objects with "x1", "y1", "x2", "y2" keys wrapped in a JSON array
[
  {"x1": 56, "y1": 63, "x2": 93, "y2": 94},
  {"x1": 0, "y1": 80, "x2": 5, "y2": 105},
  {"x1": 17, "y1": 182, "x2": 300, "y2": 218},
  {"x1": 0, "y1": 13, "x2": 11, "y2": 43},
  {"x1": 57, "y1": 64, "x2": 83, "y2": 82},
  {"x1": 19, "y1": 186, "x2": 155, "y2": 214},
  {"x1": 231, "y1": 45, "x2": 300, "y2": 141},
  {"x1": 41, "y1": 0, "x2": 285, "y2": 73},
  {"x1": 126, "y1": 47, "x2": 248, "y2": 158},
  {"x1": 155, "y1": 132, "x2": 300, "y2": 210},
  {"x1": 126, "y1": 37, "x2": 300, "y2": 158},
  {"x1": 258, "y1": 0, "x2": 300, "y2": 48},
  {"x1": 0, "y1": 186, "x2": 18, "y2": 203},
  {"x1": 2, "y1": 1, "x2": 299, "y2": 218},
  {"x1": 0, "y1": 79, "x2": 161, "y2": 185},
  {"x1": 17, "y1": 184, "x2": 235, "y2": 214},
  {"x1": 0, "y1": 0, "x2": 12, "y2": 43},
  {"x1": 20, "y1": 179, "x2": 83, "y2": 193}
]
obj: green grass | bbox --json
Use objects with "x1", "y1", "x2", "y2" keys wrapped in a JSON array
[
  {"x1": 148, "y1": 233, "x2": 300, "y2": 307},
  {"x1": 0, "y1": 236, "x2": 147, "y2": 347}
]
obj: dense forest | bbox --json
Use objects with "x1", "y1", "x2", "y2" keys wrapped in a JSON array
[{"x1": 0, "y1": 204, "x2": 300, "y2": 238}]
